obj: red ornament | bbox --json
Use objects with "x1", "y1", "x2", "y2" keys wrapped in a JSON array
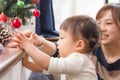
[
  {"x1": 12, "y1": 18, "x2": 22, "y2": 28},
  {"x1": 32, "y1": 0, "x2": 39, "y2": 4},
  {"x1": 0, "y1": 13, "x2": 7, "y2": 22},
  {"x1": 33, "y1": 9, "x2": 40, "y2": 17}
]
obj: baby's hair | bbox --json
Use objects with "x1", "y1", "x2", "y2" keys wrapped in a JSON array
[{"x1": 60, "y1": 15, "x2": 100, "y2": 52}]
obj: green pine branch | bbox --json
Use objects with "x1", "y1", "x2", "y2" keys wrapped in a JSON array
[{"x1": 0, "y1": 0, "x2": 37, "y2": 25}]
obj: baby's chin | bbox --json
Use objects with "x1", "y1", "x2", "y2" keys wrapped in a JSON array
[
  {"x1": 59, "y1": 53, "x2": 63, "y2": 57},
  {"x1": 59, "y1": 53, "x2": 62, "y2": 57},
  {"x1": 60, "y1": 53, "x2": 67, "y2": 58}
]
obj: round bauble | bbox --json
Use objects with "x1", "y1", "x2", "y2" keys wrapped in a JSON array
[
  {"x1": 17, "y1": 1, "x2": 25, "y2": 8},
  {"x1": 0, "y1": 13, "x2": 7, "y2": 22},
  {"x1": 33, "y1": 9, "x2": 40, "y2": 17},
  {"x1": 32, "y1": 0, "x2": 39, "y2": 4},
  {"x1": 12, "y1": 18, "x2": 22, "y2": 28}
]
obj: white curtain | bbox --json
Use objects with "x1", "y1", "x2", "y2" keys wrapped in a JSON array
[{"x1": 52, "y1": 0, "x2": 105, "y2": 31}]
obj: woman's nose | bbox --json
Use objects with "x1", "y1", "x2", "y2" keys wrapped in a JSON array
[{"x1": 100, "y1": 24, "x2": 106, "y2": 31}]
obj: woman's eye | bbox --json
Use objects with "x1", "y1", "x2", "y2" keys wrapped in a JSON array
[
  {"x1": 96, "y1": 20, "x2": 100, "y2": 24},
  {"x1": 106, "y1": 22, "x2": 113, "y2": 25}
]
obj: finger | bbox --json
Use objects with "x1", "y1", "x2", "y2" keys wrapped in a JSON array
[
  {"x1": 18, "y1": 32, "x2": 26, "y2": 39},
  {"x1": 22, "y1": 55, "x2": 29, "y2": 60},
  {"x1": 30, "y1": 33, "x2": 34, "y2": 40},
  {"x1": 16, "y1": 29, "x2": 25, "y2": 38},
  {"x1": 12, "y1": 31, "x2": 21, "y2": 40},
  {"x1": 7, "y1": 43, "x2": 20, "y2": 48},
  {"x1": 9, "y1": 37, "x2": 21, "y2": 44},
  {"x1": 22, "y1": 30, "x2": 33, "y2": 37},
  {"x1": 12, "y1": 30, "x2": 25, "y2": 40}
]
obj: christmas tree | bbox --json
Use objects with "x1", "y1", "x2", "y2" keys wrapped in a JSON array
[
  {"x1": 0, "y1": 0, "x2": 39, "y2": 25},
  {"x1": 0, "y1": 0, "x2": 40, "y2": 46}
]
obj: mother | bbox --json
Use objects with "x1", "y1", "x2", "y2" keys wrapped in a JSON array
[{"x1": 92, "y1": 3, "x2": 120, "y2": 80}]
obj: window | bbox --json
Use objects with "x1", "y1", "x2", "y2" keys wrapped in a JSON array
[{"x1": 52, "y1": 0, "x2": 105, "y2": 31}]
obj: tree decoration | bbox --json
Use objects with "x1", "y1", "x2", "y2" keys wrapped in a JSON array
[
  {"x1": 0, "y1": 13, "x2": 7, "y2": 22},
  {"x1": 17, "y1": 0, "x2": 25, "y2": 9},
  {"x1": 33, "y1": 9, "x2": 40, "y2": 17},
  {"x1": 0, "y1": 0, "x2": 37, "y2": 25},
  {"x1": 32, "y1": 0, "x2": 39, "y2": 4},
  {"x1": 12, "y1": 18, "x2": 22, "y2": 28},
  {"x1": 0, "y1": 0, "x2": 41, "y2": 46},
  {"x1": 0, "y1": 22, "x2": 11, "y2": 46}
]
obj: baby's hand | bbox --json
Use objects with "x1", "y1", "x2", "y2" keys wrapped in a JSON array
[
  {"x1": 9, "y1": 30, "x2": 33, "y2": 50},
  {"x1": 21, "y1": 30, "x2": 45, "y2": 46},
  {"x1": 22, "y1": 29, "x2": 33, "y2": 37}
]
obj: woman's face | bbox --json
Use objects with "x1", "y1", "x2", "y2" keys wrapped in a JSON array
[
  {"x1": 97, "y1": 10, "x2": 120, "y2": 45},
  {"x1": 57, "y1": 29, "x2": 77, "y2": 58}
]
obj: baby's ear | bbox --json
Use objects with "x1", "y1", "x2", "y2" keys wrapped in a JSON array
[{"x1": 76, "y1": 39, "x2": 86, "y2": 51}]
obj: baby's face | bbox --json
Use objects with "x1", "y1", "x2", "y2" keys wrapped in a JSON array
[{"x1": 57, "y1": 29, "x2": 77, "y2": 58}]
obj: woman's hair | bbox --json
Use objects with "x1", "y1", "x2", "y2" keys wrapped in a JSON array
[
  {"x1": 96, "y1": 3, "x2": 120, "y2": 28},
  {"x1": 60, "y1": 15, "x2": 100, "y2": 52}
]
